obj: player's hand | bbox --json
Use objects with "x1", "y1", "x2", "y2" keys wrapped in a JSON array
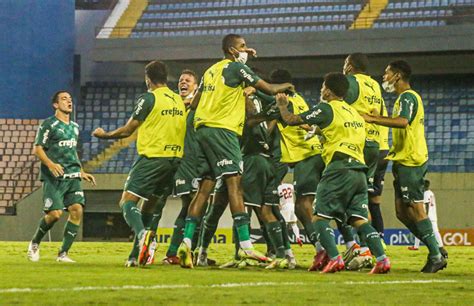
[
  {"x1": 285, "y1": 83, "x2": 296, "y2": 93},
  {"x1": 81, "y1": 171, "x2": 96, "y2": 186},
  {"x1": 47, "y1": 162, "x2": 64, "y2": 177},
  {"x1": 92, "y1": 128, "x2": 107, "y2": 139},
  {"x1": 360, "y1": 113, "x2": 374, "y2": 123},
  {"x1": 243, "y1": 86, "x2": 256, "y2": 97},
  {"x1": 245, "y1": 48, "x2": 257, "y2": 58},
  {"x1": 275, "y1": 93, "x2": 289, "y2": 108}
]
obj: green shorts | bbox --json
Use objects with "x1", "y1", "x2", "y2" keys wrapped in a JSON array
[
  {"x1": 314, "y1": 159, "x2": 369, "y2": 223},
  {"x1": 42, "y1": 177, "x2": 84, "y2": 212},
  {"x1": 215, "y1": 154, "x2": 279, "y2": 207},
  {"x1": 293, "y1": 154, "x2": 325, "y2": 197},
  {"x1": 364, "y1": 141, "x2": 380, "y2": 193},
  {"x1": 124, "y1": 155, "x2": 180, "y2": 200},
  {"x1": 174, "y1": 157, "x2": 199, "y2": 196},
  {"x1": 369, "y1": 150, "x2": 389, "y2": 197},
  {"x1": 271, "y1": 156, "x2": 289, "y2": 185},
  {"x1": 195, "y1": 126, "x2": 243, "y2": 180},
  {"x1": 392, "y1": 161, "x2": 427, "y2": 204}
]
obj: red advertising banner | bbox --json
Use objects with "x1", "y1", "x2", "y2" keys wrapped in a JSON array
[{"x1": 440, "y1": 229, "x2": 474, "y2": 246}]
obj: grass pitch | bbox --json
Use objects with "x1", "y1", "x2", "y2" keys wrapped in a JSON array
[{"x1": 1, "y1": 242, "x2": 473, "y2": 305}]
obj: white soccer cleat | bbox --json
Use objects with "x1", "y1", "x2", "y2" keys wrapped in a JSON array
[
  {"x1": 56, "y1": 252, "x2": 76, "y2": 263},
  {"x1": 27, "y1": 242, "x2": 40, "y2": 262},
  {"x1": 125, "y1": 258, "x2": 138, "y2": 268},
  {"x1": 196, "y1": 249, "x2": 209, "y2": 267},
  {"x1": 287, "y1": 255, "x2": 297, "y2": 270}
]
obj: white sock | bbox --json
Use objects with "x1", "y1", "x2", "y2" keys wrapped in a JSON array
[
  {"x1": 183, "y1": 238, "x2": 192, "y2": 248},
  {"x1": 413, "y1": 238, "x2": 420, "y2": 248},
  {"x1": 291, "y1": 223, "x2": 300, "y2": 239},
  {"x1": 199, "y1": 246, "x2": 208, "y2": 254},
  {"x1": 285, "y1": 248, "x2": 294, "y2": 257},
  {"x1": 240, "y1": 240, "x2": 253, "y2": 250},
  {"x1": 346, "y1": 241, "x2": 356, "y2": 250}
]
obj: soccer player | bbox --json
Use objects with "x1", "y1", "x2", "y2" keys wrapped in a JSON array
[
  {"x1": 277, "y1": 72, "x2": 391, "y2": 274},
  {"x1": 92, "y1": 61, "x2": 186, "y2": 266},
  {"x1": 162, "y1": 69, "x2": 203, "y2": 264},
  {"x1": 278, "y1": 183, "x2": 303, "y2": 246},
  {"x1": 27, "y1": 91, "x2": 96, "y2": 263},
  {"x1": 361, "y1": 60, "x2": 447, "y2": 273},
  {"x1": 409, "y1": 180, "x2": 448, "y2": 258},
  {"x1": 341, "y1": 53, "x2": 387, "y2": 268},
  {"x1": 177, "y1": 33, "x2": 294, "y2": 268},
  {"x1": 268, "y1": 69, "x2": 324, "y2": 257}
]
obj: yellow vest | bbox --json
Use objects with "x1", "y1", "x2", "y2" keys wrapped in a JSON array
[
  {"x1": 387, "y1": 90, "x2": 428, "y2": 166},
  {"x1": 137, "y1": 87, "x2": 186, "y2": 158},
  {"x1": 351, "y1": 74, "x2": 384, "y2": 144},
  {"x1": 194, "y1": 59, "x2": 245, "y2": 135},
  {"x1": 277, "y1": 93, "x2": 322, "y2": 163},
  {"x1": 379, "y1": 101, "x2": 390, "y2": 150},
  {"x1": 320, "y1": 100, "x2": 366, "y2": 165}
]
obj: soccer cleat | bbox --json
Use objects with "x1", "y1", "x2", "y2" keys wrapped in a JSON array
[
  {"x1": 196, "y1": 250, "x2": 209, "y2": 267},
  {"x1": 146, "y1": 238, "x2": 157, "y2": 266},
  {"x1": 439, "y1": 247, "x2": 448, "y2": 259},
  {"x1": 27, "y1": 242, "x2": 40, "y2": 262},
  {"x1": 162, "y1": 255, "x2": 180, "y2": 265},
  {"x1": 346, "y1": 249, "x2": 374, "y2": 271},
  {"x1": 408, "y1": 246, "x2": 419, "y2": 251},
  {"x1": 265, "y1": 258, "x2": 289, "y2": 270},
  {"x1": 422, "y1": 256, "x2": 447, "y2": 273},
  {"x1": 342, "y1": 243, "x2": 361, "y2": 264},
  {"x1": 369, "y1": 257, "x2": 391, "y2": 274},
  {"x1": 206, "y1": 257, "x2": 217, "y2": 266},
  {"x1": 320, "y1": 255, "x2": 345, "y2": 273},
  {"x1": 56, "y1": 252, "x2": 76, "y2": 263},
  {"x1": 178, "y1": 242, "x2": 194, "y2": 269},
  {"x1": 287, "y1": 255, "x2": 297, "y2": 270},
  {"x1": 219, "y1": 259, "x2": 240, "y2": 269},
  {"x1": 308, "y1": 250, "x2": 329, "y2": 271},
  {"x1": 125, "y1": 258, "x2": 138, "y2": 268},
  {"x1": 138, "y1": 230, "x2": 154, "y2": 267},
  {"x1": 238, "y1": 248, "x2": 271, "y2": 263}
]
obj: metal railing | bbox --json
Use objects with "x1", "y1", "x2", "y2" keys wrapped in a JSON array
[{"x1": 5, "y1": 158, "x2": 41, "y2": 215}]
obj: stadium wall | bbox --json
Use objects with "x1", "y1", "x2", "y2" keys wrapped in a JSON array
[
  {"x1": 0, "y1": 173, "x2": 471, "y2": 241},
  {"x1": 0, "y1": 0, "x2": 74, "y2": 119}
]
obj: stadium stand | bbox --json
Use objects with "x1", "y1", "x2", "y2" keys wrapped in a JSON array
[
  {"x1": 0, "y1": 119, "x2": 41, "y2": 215},
  {"x1": 77, "y1": 75, "x2": 474, "y2": 174},
  {"x1": 374, "y1": 0, "x2": 474, "y2": 28}
]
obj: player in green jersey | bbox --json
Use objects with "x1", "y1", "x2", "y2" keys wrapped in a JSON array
[
  {"x1": 27, "y1": 91, "x2": 96, "y2": 263},
  {"x1": 277, "y1": 73, "x2": 390, "y2": 274},
  {"x1": 362, "y1": 60, "x2": 447, "y2": 273},
  {"x1": 93, "y1": 61, "x2": 186, "y2": 267},
  {"x1": 340, "y1": 53, "x2": 388, "y2": 269},
  {"x1": 177, "y1": 34, "x2": 294, "y2": 268}
]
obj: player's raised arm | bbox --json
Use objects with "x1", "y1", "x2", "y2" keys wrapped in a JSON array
[
  {"x1": 92, "y1": 117, "x2": 141, "y2": 139},
  {"x1": 275, "y1": 93, "x2": 304, "y2": 126}
]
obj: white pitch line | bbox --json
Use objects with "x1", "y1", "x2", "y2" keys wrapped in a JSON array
[{"x1": 0, "y1": 280, "x2": 459, "y2": 294}]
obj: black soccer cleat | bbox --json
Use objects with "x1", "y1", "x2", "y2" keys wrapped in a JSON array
[
  {"x1": 439, "y1": 247, "x2": 448, "y2": 259},
  {"x1": 421, "y1": 256, "x2": 447, "y2": 273}
]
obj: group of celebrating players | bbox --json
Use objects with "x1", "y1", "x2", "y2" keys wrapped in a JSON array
[{"x1": 27, "y1": 33, "x2": 448, "y2": 274}]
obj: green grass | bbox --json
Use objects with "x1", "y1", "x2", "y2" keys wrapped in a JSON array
[{"x1": 1, "y1": 242, "x2": 473, "y2": 305}]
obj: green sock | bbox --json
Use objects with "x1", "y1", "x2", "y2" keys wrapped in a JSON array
[
  {"x1": 166, "y1": 217, "x2": 185, "y2": 257},
  {"x1": 416, "y1": 218, "x2": 441, "y2": 259},
  {"x1": 31, "y1": 217, "x2": 54, "y2": 244},
  {"x1": 273, "y1": 206, "x2": 291, "y2": 250},
  {"x1": 142, "y1": 212, "x2": 154, "y2": 229},
  {"x1": 149, "y1": 197, "x2": 167, "y2": 232},
  {"x1": 336, "y1": 221, "x2": 354, "y2": 243},
  {"x1": 59, "y1": 221, "x2": 80, "y2": 253},
  {"x1": 192, "y1": 223, "x2": 201, "y2": 251},
  {"x1": 261, "y1": 225, "x2": 275, "y2": 254},
  {"x1": 183, "y1": 216, "x2": 200, "y2": 244},
  {"x1": 199, "y1": 202, "x2": 227, "y2": 249},
  {"x1": 313, "y1": 219, "x2": 339, "y2": 259},
  {"x1": 122, "y1": 200, "x2": 145, "y2": 238},
  {"x1": 128, "y1": 211, "x2": 154, "y2": 260},
  {"x1": 265, "y1": 221, "x2": 286, "y2": 258},
  {"x1": 302, "y1": 219, "x2": 318, "y2": 245},
  {"x1": 358, "y1": 223, "x2": 385, "y2": 260},
  {"x1": 233, "y1": 225, "x2": 240, "y2": 260},
  {"x1": 233, "y1": 212, "x2": 251, "y2": 244}
]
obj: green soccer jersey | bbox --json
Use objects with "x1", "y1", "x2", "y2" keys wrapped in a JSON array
[
  {"x1": 34, "y1": 116, "x2": 82, "y2": 180},
  {"x1": 183, "y1": 108, "x2": 198, "y2": 157},
  {"x1": 241, "y1": 95, "x2": 271, "y2": 157}
]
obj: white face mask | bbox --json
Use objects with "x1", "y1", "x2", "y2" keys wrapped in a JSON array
[
  {"x1": 235, "y1": 51, "x2": 248, "y2": 64},
  {"x1": 382, "y1": 80, "x2": 395, "y2": 93}
]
